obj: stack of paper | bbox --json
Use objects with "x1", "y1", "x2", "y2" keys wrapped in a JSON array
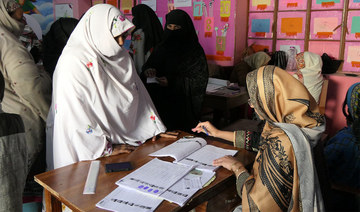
[
  {"x1": 97, "y1": 137, "x2": 237, "y2": 211},
  {"x1": 206, "y1": 77, "x2": 230, "y2": 92}
]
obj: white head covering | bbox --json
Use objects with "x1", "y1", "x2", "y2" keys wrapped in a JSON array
[
  {"x1": 0, "y1": 0, "x2": 24, "y2": 37},
  {"x1": 293, "y1": 52, "x2": 324, "y2": 103},
  {"x1": 46, "y1": 4, "x2": 166, "y2": 169}
]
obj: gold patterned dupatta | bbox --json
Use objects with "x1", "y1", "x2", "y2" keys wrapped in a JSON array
[{"x1": 242, "y1": 66, "x2": 325, "y2": 211}]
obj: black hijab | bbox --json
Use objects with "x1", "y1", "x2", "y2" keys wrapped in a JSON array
[
  {"x1": 161, "y1": 9, "x2": 199, "y2": 52},
  {"x1": 42, "y1": 17, "x2": 79, "y2": 77},
  {"x1": 131, "y1": 4, "x2": 163, "y2": 53}
]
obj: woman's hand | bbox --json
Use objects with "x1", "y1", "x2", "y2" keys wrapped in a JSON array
[
  {"x1": 111, "y1": 144, "x2": 137, "y2": 155},
  {"x1": 156, "y1": 77, "x2": 168, "y2": 87},
  {"x1": 144, "y1": 68, "x2": 157, "y2": 78},
  {"x1": 213, "y1": 155, "x2": 246, "y2": 177},
  {"x1": 192, "y1": 121, "x2": 219, "y2": 137}
]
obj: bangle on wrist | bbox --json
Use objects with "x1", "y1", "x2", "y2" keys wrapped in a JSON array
[{"x1": 231, "y1": 162, "x2": 240, "y2": 172}]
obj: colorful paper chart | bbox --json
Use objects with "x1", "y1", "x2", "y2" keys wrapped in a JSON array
[
  {"x1": 106, "y1": 0, "x2": 118, "y2": 8},
  {"x1": 121, "y1": 0, "x2": 133, "y2": 13},
  {"x1": 220, "y1": 1, "x2": 231, "y2": 19},
  {"x1": 349, "y1": 0, "x2": 360, "y2": 9},
  {"x1": 249, "y1": 0, "x2": 274, "y2": 11},
  {"x1": 193, "y1": 1, "x2": 203, "y2": 19},
  {"x1": 248, "y1": 12, "x2": 273, "y2": 38},
  {"x1": 277, "y1": 12, "x2": 306, "y2": 39},
  {"x1": 308, "y1": 41, "x2": 340, "y2": 59},
  {"x1": 276, "y1": 40, "x2": 304, "y2": 54},
  {"x1": 310, "y1": 11, "x2": 342, "y2": 40},
  {"x1": 312, "y1": 0, "x2": 343, "y2": 9},
  {"x1": 92, "y1": 0, "x2": 104, "y2": 5},
  {"x1": 343, "y1": 42, "x2": 360, "y2": 72},
  {"x1": 278, "y1": 0, "x2": 307, "y2": 10},
  {"x1": 346, "y1": 11, "x2": 360, "y2": 40},
  {"x1": 248, "y1": 39, "x2": 273, "y2": 52}
]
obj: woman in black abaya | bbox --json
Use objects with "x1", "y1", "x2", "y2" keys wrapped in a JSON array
[{"x1": 142, "y1": 9, "x2": 208, "y2": 132}]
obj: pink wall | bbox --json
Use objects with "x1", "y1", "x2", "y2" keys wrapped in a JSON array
[{"x1": 324, "y1": 74, "x2": 360, "y2": 137}]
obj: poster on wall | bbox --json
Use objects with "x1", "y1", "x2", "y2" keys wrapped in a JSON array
[
  {"x1": 248, "y1": 39, "x2": 273, "y2": 52},
  {"x1": 276, "y1": 40, "x2": 304, "y2": 55},
  {"x1": 343, "y1": 42, "x2": 360, "y2": 72},
  {"x1": 311, "y1": 0, "x2": 344, "y2": 10},
  {"x1": 174, "y1": 0, "x2": 192, "y2": 7},
  {"x1": 141, "y1": 0, "x2": 156, "y2": 11},
  {"x1": 248, "y1": 12, "x2": 273, "y2": 38},
  {"x1": 277, "y1": 12, "x2": 306, "y2": 39},
  {"x1": 121, "y1": 0, "x2": 134, "y2": 13},
  {"x1": 21, "y1": 0, "x2": 54, "y2": 34},
  {"x1": 349, "y1": 0, "x2": 360, "y2": 9},
  {"x1": 138, "y1": 0, "x2": 236, "y2": 66},
  {"x1": 249, "y1": 0, "x2": 274, "y2": 11},
  {"x1": 346, "y1": 11, "x2": 360, "y2": 40},
  {"x1": 278, "y1": 0, "x2": 307, "y2": 10},
  {"x1": 106, "y1": 0, "x2": 119, "y2": 8},
  {"x1": 92, "y1": 0, "x2": 104, "y2": 5},
  {"x1": 308, "y1": 41, "x2": 340, "y2": 59},
  {"x1": 310, "y1": 11, "x2": 342, "y2": 40}
]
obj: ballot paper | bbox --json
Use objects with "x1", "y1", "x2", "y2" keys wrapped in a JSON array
[
  {"x1": 149, "y1": 137, "x2": 238, "y2": 172},
  {"x1": 160, "y1": 169, "x2": 216, "y2": 206},
  {"x1": 176, "y1": 145, "x2": 238, "y2": 172},
  {"x1": 206, "y1": 77, "x2": 230, "y2": 92},
  {"x1": 115, "y1": 158, "x2": 194, "y2": 197},
  {"x1": 96, "y1": 186, "x2": 163, "y2": 212},
  {"x1": 146, "y1": 77, "x2": 159, "y2": 84}
]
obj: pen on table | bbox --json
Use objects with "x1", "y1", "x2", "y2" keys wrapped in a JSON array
[{"x1": 199, "y1": 121, "x2": 209, "y2": 135}]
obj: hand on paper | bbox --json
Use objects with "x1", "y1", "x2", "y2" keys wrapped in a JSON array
[
  {"x1": 192, "y1": 121, "x2": 219, "y2": 137},
  {"x1": 144, "y1": 68, "x2": 157, "y2": 78},
  {"x1": 112, "y1": 144, "x2": 137, "y2": 155},
  {"x1": 213, "y1": 155, "x2": 246, "y2": 177},
  {"x1": 157, "y1": 77, "x2": 168, "y2": 87}
]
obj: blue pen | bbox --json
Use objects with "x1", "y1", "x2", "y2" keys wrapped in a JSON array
[{"x1": 199, "y1": 121, "x2": 209, "y2": 135}]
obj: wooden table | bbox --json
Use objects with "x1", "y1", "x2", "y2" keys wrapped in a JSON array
[
  {"x1": 203, "y1": 87, "x2": 249, "y2": 126},
  {"x1": 35, "y1": 131, "x2": 256, "y2": 212}
]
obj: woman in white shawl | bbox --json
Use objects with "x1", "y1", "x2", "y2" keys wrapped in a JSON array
[
  {"x1": 46, "y1": 4, "x2": 166, "y2": 170},
  {"x1": 194, "y1": 66, "x2": 325, "y2": 211},
  {"x1": 293, "y1": 51, "x2": 324, "y2": 104},
  {"x1": 0, "y1": 0, "x2": 51, "y2": 170}
]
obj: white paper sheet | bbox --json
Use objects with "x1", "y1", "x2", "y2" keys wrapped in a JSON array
[
  {"x1": 160, "y1": 169, "x2": 216, "y2": 206},
  {"x1": 141, "y1": 0, "x2": 157, "y2": 11},
  {"x1": 115, "y1": 158, "x2": 194, "y2": 196},
  {"x1": 177, "y1": 145, "x2": 238, "y2": 172},
  {"x1": 96, "y1": 186, "x2": 163, "y2": 212},
  {"x1": 149, "y1": 137, "x2": 207, "y2": 162},
  {"x1": 174, "y1": 0, "x2": 192, "y2": 7},
  {"x1": 146, "y1": 77, "x2": 159, "y2": 84}
]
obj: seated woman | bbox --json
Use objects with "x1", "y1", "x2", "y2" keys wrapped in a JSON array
[
  {"x1": 130, "y1": 4, "x2": 163, "y2": 75},
  {"x1": 194, "y1": 65, "x2": 325, "y2": 211},
  {"x1": 0, "y1": 71, "x2": 27, "y2": 212},
  {"x1": 46, "y1": 4, "x2": 166, "y2": 170},
  {"x1": 293, "y1": 51, "x2": 324, "y2": 104},
  {"x1": 142, "y1": 9, "x2": 208, "y2": 132},
  {"x1": 324, "y1": 82, "x2": 360, "y2": 190},
  {"x1": 229, "y1": 51, "x2": 270, "y2": 87}
]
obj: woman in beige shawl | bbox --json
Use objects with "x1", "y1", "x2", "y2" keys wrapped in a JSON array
[
  {"x1": 0, "y1": 0, "x2": 51, "y2": 170},
  {"x1": 194, "y1": 65, "x2": 325, "y2": 211}
]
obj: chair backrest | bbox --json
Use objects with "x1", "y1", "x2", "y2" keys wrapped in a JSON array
[{"x1": 318, "y1": 79, "x2": 329, "y2": 115}]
